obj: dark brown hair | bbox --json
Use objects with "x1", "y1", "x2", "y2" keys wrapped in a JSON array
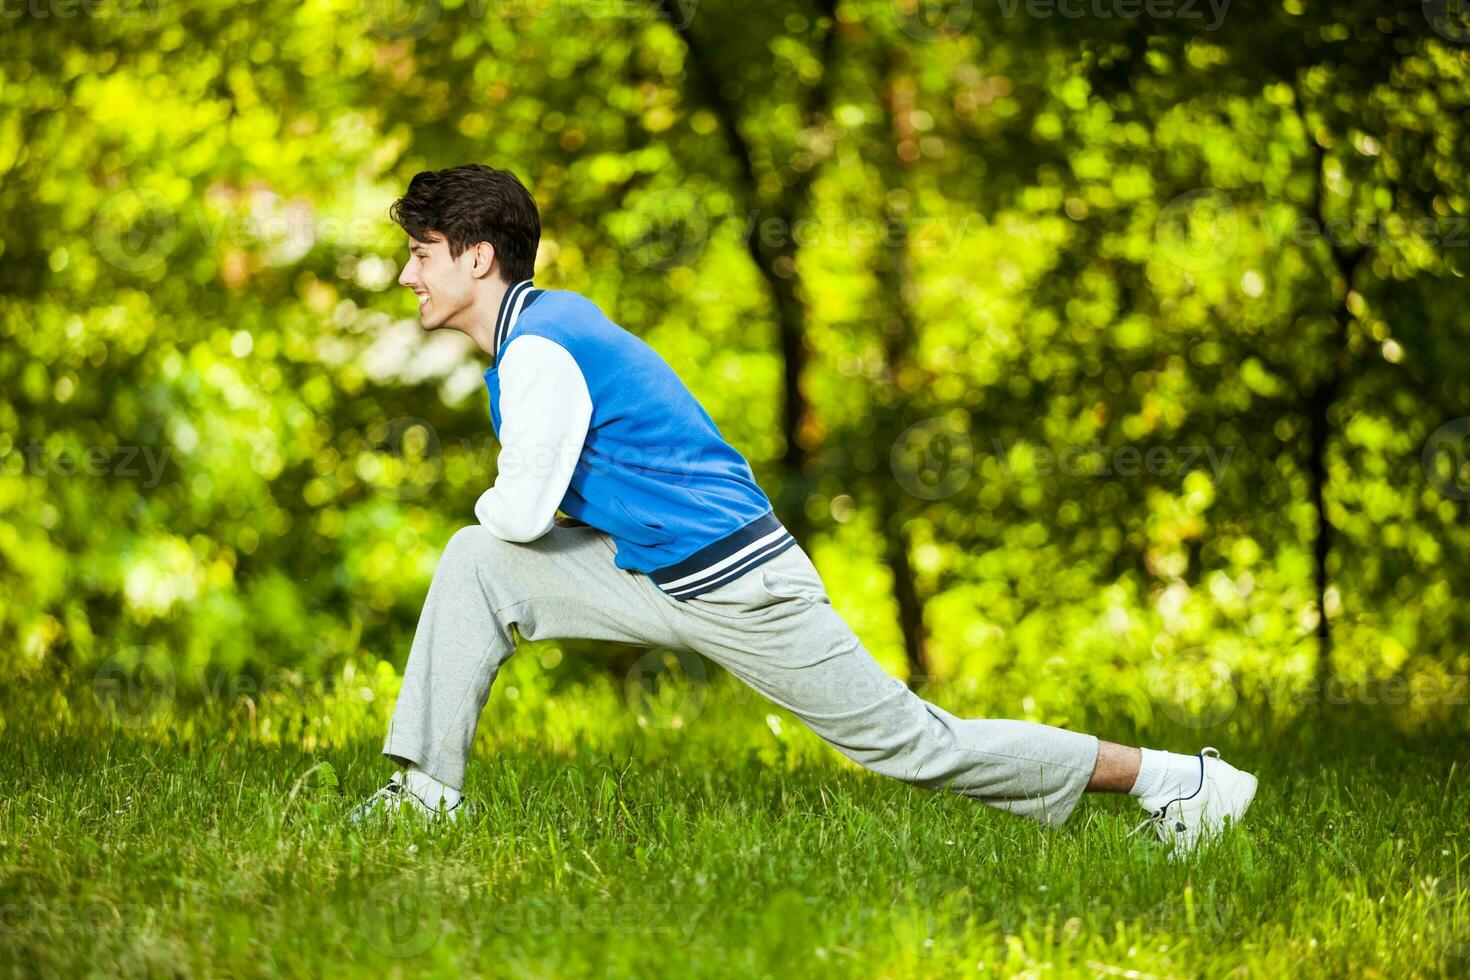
[{"x1": 389, "y1": 164, "x2": 540, "y2": 283}]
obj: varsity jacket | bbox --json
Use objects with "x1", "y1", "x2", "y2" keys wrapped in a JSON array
[{"x1": 474, "y1": 280, "x2": 795, "y2": 600}]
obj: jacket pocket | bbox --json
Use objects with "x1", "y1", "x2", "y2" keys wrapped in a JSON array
[{"x1": 611, "y1": 496, "x2": 676, "y2": 547}]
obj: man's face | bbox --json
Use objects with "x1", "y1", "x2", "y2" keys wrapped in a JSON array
[{"x1": 398, "y1": 233, "x2": 480, "y2": 331}]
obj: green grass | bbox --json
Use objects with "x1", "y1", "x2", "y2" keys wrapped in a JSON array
[{"x1": 1, "y1": 666, "x2": 1467, "y2": 978}]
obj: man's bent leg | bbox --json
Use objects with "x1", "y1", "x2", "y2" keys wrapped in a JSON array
[
  {"x1": 384, "y1": 524, "x2": 683, "y2": 788},
  {"x1": 670, "y1": 547, "x2": 1101, "y2": 828}
]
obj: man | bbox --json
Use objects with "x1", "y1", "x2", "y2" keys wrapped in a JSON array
[{"x1": 350, "y1": 163, "x2": 1258, "y2": 856}]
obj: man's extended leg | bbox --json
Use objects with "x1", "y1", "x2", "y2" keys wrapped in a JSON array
[
  {"x1": 664, "y1": 546, "x2": 1101, "y2": 828},
  {"x1": 662, "y1": 545, "x2": 1257, "y2": 847},
  {"x1": 382, "y1": 524, "x2": 683, "y2": 789}
]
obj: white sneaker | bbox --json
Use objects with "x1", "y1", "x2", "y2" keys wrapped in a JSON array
[
  {"x1": 1128, "y1": 747, "x2": 1257, "y2": 857},
  {"x1": 348, "y1": 772, "x2": 465, "y2": 825}
]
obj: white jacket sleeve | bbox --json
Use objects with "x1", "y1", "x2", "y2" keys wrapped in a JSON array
[{"x1": 474, "y1": 335, "x2": 592, "y2": 542}]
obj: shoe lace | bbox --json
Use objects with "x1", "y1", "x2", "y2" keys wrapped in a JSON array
[
  {"x1": 353, "y1": 774, "x2": 465, "y2": 822},
  {"x1": 1127, "y1": 748, "x2": 1215, "y2": 843},
  {"x1": 1128, "y1": 805, "x2": 1170, "y2": 841},
  {"x1": 380, "y1": 775, "x2": 463, "y2": 815}
]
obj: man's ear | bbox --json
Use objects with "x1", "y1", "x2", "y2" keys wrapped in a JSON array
[{"x1": 469, "y1": 241, "x2": 498, "y2": 280}]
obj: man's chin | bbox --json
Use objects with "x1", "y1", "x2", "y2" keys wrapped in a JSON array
[{"x1": 418, "y1": 306, "x2": 464, "y2": 333}]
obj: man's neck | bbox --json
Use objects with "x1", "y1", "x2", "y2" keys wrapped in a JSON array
[{"x1": 463, "y1": 278, "x2": 510, "y2": 358}]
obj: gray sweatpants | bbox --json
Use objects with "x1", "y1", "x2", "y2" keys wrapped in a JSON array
[{"x1": 383, "y1": 524, "x2": 1101, "y2": 828}]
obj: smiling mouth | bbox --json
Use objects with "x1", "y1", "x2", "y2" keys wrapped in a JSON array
[{"x1": 416, "y1": 292, "x2": 430, "y2": 311}]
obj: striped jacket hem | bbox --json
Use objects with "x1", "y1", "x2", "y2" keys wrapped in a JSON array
[{"x1": 648, "y1": 510, "x2": 797, "y2": 600}]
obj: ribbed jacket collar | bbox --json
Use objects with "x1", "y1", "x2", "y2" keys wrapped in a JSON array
[{"x1": 492, "y1": 279, "x2": 538, "y2": 365}]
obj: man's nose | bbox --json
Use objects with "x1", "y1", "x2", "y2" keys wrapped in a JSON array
[{"x1": 398, "y1": 262, "x2": 415, "y2": 287}]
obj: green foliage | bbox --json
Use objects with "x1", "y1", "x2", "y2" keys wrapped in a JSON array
[{"x1": 1, "y1": 1, "x2": 1468, "y2": 729}]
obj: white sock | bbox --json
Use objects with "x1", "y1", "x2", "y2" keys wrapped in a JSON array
[
  {"x1": 403, "y1": 766, "x2": 462, "y2": 810},
  {"x1": 1130, "y1": 748, "x2": 1203, "y2": 801}
]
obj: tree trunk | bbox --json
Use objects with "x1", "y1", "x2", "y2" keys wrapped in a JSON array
[
  {"x1": 867, "y1": 48, "x2": 932, "y2": 684},
  {"x1": 659, "y1": 0, "x2": 840, "y2": 546},
  {"x1": 1293, "y1": 89, "x2": 1364, "y2": 691}
]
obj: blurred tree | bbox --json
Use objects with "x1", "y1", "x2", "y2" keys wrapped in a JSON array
[
  {"x1": 1, "y1": 0, "x2": 1467, "y2": 730},
  {"x1": 658, "y1": 0, "x2": 841, "y2": 545}
]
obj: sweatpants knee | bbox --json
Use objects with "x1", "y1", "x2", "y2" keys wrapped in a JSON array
[
  {"x1": 822, "y1": 698, "x2": 971, "y2": 788},
  {"x1": 441, "y1": 525, "x2": 504, "y2": 573}
]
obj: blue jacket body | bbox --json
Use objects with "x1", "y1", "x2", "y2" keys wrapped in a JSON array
[{"x1": 484, "y1": 283, "x2": 795, "y2": 599}]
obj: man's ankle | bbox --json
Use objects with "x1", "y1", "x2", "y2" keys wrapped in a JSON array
[
  {"x1": 402, "y1": 765, "x2": 463, "y2": 810},
  {"x1": 1129, "y1": 748, "x2": 1203, "y2": 801},
  {"x1": 1087, "y1": 741, "x2": 1143, "y2": 792}
]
